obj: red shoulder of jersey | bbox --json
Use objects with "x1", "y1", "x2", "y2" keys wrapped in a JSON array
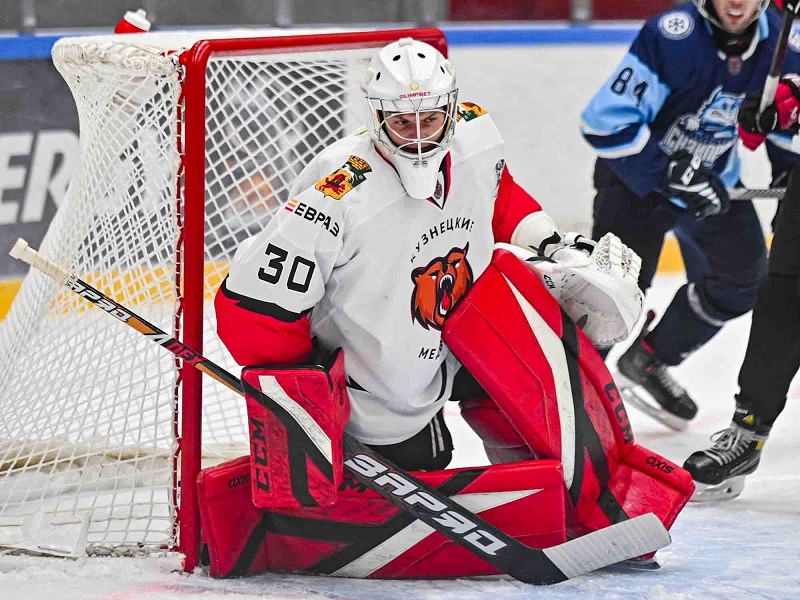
[
  {"x1": 215, "y1": 278, "x2": 312, "y2": 366},
  {"x1": 492, "y1": 166, "x2": 543, "y2": 243}
]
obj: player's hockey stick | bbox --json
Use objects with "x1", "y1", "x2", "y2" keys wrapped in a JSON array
[
  {"x1": 9, "y1": 238, "x2": 670, "y2": 585},
  {"x1": 731, "y1": 9, "x2": 797, "y2": 202},
  {"x1": 760, "y1": 7, "x2": 796, "y2": 111},
  {"x1": 731, "y1": 187, "x2": 786, "y2": 200}
]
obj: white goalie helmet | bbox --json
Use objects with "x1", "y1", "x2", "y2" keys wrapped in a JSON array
[
  {"x1": 362, "y1": 37, "x2": 458, "y2": 199},
  {"x1": 692, "y1": 0, "x2": 770, "y2": 32}
]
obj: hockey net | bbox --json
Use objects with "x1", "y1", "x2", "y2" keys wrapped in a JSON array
[{"x1": 0, "y1": 27, "x2": 447, "y2": 569}]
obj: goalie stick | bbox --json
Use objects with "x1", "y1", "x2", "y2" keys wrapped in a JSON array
[{"x1": 9, "y1": 238, "x2": 670, "y2": 585}]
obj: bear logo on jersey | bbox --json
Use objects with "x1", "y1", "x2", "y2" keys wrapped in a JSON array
[
  {"x1": 410, "y1": 244, "x2": 474, "y2": 331},
  {"x1": 315, "y1": 155, "x2": 372, "y2": 200}
]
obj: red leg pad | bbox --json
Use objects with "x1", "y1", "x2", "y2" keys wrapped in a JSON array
[
  {"x1": 197, "y1": 456, "x2": 567, "y2": 579},
  {"x1": 576, "y1": 444, "x2": 695, "y2": 536},
  {"x1": 443, "y1": 248, "x2": 694, "y2": 536}
]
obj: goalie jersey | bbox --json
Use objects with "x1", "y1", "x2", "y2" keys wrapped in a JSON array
[
  {"x1": 215, "y1": 104, "x2": 544, "y2": 445},
  {"x1": 581, "y1": 4, "x2": 800, "y2": 198}
]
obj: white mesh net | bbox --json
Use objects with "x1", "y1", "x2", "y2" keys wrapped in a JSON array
[{"x1": 0, "y1": 28, "x2": 406, "y2": 557}]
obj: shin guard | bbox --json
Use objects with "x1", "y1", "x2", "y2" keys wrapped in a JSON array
[
  {"x1": 443, "y1": 248, "x2": 694, "y2": 536},
  {"x1": 241, "y1": 348, "x2": 349, "y2": 510},
  {"x1": 197, "y1": 455, "x2": 566, "y2": 579}
]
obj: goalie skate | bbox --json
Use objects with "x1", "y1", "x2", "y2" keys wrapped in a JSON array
[{"x1": 606, "y1": 556, "x2": 661, "y2": 572}]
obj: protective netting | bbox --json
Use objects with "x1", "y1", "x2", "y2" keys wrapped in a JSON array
[{"x1": 0, "y1": 30, "x2": 382, "y2": 556}]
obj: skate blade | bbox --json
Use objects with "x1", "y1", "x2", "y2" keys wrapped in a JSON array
[
  {"x1": 613, "y1": 373, "x2": 690, "y2": 432},
  {"x1": 603, "y1": 556, "x2": 661, "y2": 573},
  {"x1": 689, "y1": 476, "x2": 745, "y2": 503},
  {"x1": 620, "y1": 556, "x2": 661, "y2": 570}
]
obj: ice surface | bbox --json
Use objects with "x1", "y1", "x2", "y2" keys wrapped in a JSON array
[{"x1": 1, "y1": 274, "x2": 798, "y2": 599}]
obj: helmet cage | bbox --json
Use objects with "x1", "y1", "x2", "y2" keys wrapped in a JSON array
[{"x1": 366, "y1": 90, "x2": 458, "y2": 166}]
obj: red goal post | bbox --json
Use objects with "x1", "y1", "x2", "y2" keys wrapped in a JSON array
[{"x1": 0, "y1": 27, "x2": 447, "y2": 572}]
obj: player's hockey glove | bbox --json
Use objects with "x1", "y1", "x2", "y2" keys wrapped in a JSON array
[
  {"x1": 738, "y1": 74, "x2": 800, "y2": 149},
  {"x1": 663, "y1": 150, "x2": 730, "y2": 220}
]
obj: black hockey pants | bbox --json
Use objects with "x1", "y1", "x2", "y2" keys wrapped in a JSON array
[
  {"x1": 590, "y1": 159, "x2": 767, "y2": 365},
  {"x1": 737, "y1": 161, "x2": 800, "y2": 424}
]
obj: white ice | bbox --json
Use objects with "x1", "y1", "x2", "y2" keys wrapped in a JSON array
[{"x1": 1, "y1": 273, "x2": 799, "y2": 599}]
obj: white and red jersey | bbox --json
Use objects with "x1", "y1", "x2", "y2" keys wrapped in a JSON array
[{"x1": 216, "y1": 103, "x2": 544, "y2": 445}]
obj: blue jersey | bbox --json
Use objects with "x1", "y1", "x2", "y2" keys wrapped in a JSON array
[{"x1": 581, "y1": 4, "x2": 800, "y2": 198}]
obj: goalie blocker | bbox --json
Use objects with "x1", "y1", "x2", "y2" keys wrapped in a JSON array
[
  {"x1": 241, "y1": 348, "x2": 350, "y2": 510},
  {"x1": 443, "y1": 247, "x2": 694, "y2": 538}
]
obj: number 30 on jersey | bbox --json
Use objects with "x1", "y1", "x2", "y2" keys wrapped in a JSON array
[{"x1": 258, "y1": 242, "x2": 316, "y2": 293}]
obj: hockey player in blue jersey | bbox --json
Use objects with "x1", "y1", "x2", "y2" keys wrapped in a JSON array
[{"x1": 581, "y1": 0, "x2": 800, "y2": 430}]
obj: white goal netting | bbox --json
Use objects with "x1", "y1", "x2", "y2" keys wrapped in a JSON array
[{"x1": 0, "y1": 28, "x2": 432, "y2": 559}]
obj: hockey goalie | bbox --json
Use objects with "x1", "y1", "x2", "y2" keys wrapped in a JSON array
[{"x1": 201, "y1": 37, "x2": 694, "y2": 579}]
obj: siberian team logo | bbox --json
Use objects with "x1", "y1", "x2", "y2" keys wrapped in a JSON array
[
  {"x1": 789, "y1": 27, "x2": 800, "y2": 53},
  {"x1": 658, "y1": 12, "x2": 694, "y2": 40},
  {"x1": 410, "y1": 244, "x2": 474, "y2": 331},
  {"x1": 315, "y1": 155, "x2": 372, "y2": 200},
  {"x1": 659, "y1": 86, "x2": 744, "y2": 165}
]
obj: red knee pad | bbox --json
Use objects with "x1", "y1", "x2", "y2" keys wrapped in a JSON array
[{"x1": 241, "y1": 348, "x2": 349, "y2": 510}]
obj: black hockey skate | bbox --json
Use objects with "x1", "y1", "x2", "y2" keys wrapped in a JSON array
[
  {"x1": 613, "y1": 310, "x2": 697, "y2": 431},
  {"x1": 683, "y1": 401, "x2": 771, "y2": 502}
]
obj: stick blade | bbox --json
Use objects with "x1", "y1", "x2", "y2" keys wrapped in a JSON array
[
  {"x1": 0, "y1": 511, "x2": 90, "y2": 558},
  {"x1": 9, "y1": 238, "x2": 29, "y2": 260},
  {"x1": 542, "y1": 513, "x2": 671, "y2": 580}
]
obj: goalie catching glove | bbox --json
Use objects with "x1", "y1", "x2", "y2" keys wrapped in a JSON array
[{"x1": 499, "y1": 231, "x2": 643, "y2": 347}]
